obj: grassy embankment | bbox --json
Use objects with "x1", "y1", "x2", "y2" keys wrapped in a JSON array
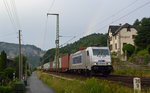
[
  {"x1": 111, "y1": 61, "x2": 150, "y2": 77},
  {"x1": 36, "y1": 71, "x2": 150, "y2": 93}
]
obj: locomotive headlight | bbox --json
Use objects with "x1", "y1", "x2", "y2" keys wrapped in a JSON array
[
  {"x1": 93, "y1": 62, "x2": 97, "y2": 65},
  {"x1": 108, "y1": 62, "x2": 111, "y2": 65}
]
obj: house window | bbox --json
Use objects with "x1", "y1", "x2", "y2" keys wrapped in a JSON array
[
  {"x1": 109, "y1": 45, "x2": 112, "y2": 50},
  {"x1": 127, "y1": 26, "x2": 131, "y2": 31},
  {"x1": 115, "y1": 44, "x2": 117, "y2": 49},
  {"x1": 110, "y1": 37, "x2": 112, "y2": 41},
  {"x1": 132, "y1": 35, "x2": 135, "y2": 39}
]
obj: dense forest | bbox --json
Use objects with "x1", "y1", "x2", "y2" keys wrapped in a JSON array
[{"x1": 41, "y1": 33, "x2": 108, "y2": 64}]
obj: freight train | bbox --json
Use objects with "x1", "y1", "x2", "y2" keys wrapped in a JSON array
[{"x1": 37, "y1": 46, "x2": 113, "y2": 76}]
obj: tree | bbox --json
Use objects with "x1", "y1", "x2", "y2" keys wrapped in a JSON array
[
  {"x1": 14, "y1": 55, "x2": 27, "y2": 78},
  {"x1": 0, "y1": 50, "x2": 7, "y2": 71},
  {"x1": 122, "y1": 44, "x2": 135, "y2": 57},
  {"x1": 147, "y1": 44, "x2": 150, "y2": 55},
  {"x1": 133, "y1": 19, "x2": 140, "y2": 26},
  {"x1": 134, "y1": 17, "x2": 150, "y2": 50},
  {"x1": 4, "y1": 68, "x2": 14, "y2": 80}
]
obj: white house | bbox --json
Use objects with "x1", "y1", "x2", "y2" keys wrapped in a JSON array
[{"x1": 108, "y1": 23, "x2": 137, "y2": 55}]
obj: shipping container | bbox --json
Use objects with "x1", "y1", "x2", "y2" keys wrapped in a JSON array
[
  {"x1": 47, "y1": 62, "x2": 50, "y2": 71},
  {"x1": 61, "y1": 54, "x2": 70, "y2": 72},
  {"x1": 53, "y1": 60, "x2": 56, "y2": 71},
  {"x1": 50, "y1": 61, "x2": 53, "y2": 71},
  {"x1": 59, "y1": 58, "x2": 61, "y2": 68}
]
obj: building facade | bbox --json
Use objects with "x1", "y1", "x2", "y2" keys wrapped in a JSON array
[{"x1": 108, "y1": 23, "x2": 137, "y2": 55}]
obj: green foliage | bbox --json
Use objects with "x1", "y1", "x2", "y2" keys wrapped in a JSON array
[
  {"x1": 147, "y1": 44, "x2": 150, "y2": 55},
  {"x1": 134, "y1": 17, "x2": 150, "y2": 50},
  {"x1": 0, "y1": 86, "x2": 13, "y2": 93},
  {"x1": 0, "y1": 50, "x2": 7, "y2": 71},
  {"x1": 112, "y1": 63, "x2": 150, "y2": 76},
  {"x1": 27, "y1": 70, "x2": 31, "y2": 76},
  {"x1": 13, "y1": 55, "x2": 27, "y2": 78},
  {"x1": 4, "y1": 68, "x2": 14, "y2": 80},
  {"x1": 42, "y1": 33, "x2": 108, "y2": 64},
  {"x1": 136, "y1": 49, "x2": 148, "y2": 56},
  {"x1": 144, "y1": 55, "x2": 149, "y2": 65},
  {"x1": 133, "y1": 19, "x2": 141, "y2": 26},
  {"x1": 37, "y1": 71, "x2": 134, "y2": 93},
  {"x1": 14, "y1": 81, "x2": 25, "y2": 92},
  {"x1": 0, "y1": 72, "x2": 5, "y2": 81},
  {"x1": 32, "y1": 67, "x2": 37, "y2": 72},
  {"x1": 122, "y1": 44, "x2": 135, "y2": 56}
]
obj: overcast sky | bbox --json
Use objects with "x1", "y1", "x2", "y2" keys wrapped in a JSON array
[{"x1": 0, "y1": 0, "x2": 150, "y2": 50}]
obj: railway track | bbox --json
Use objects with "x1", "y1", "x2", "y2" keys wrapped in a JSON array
[
  {"x1": 97, "y1": 75, "x2": 150, "y2": 88},
  {"x1": 45, "y1": 71, "x2": 150, "y2": 89}
]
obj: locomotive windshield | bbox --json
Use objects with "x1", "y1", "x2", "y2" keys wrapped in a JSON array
[{"x1": 93, "y1": 49, "x2": 109, "y2": 56}]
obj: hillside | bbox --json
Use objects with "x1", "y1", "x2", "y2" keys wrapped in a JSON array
[
  {"x1": 0, "y1": 42, "x2": 45, "y2": 67},
  {"x1": 42, "y1": 33, "x2": 108, "y2": 64}
]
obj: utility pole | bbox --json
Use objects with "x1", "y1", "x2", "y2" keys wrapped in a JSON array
[
  {"x1": 47, "y1": 13, "x2": 59, "y2": 73},
  {"x1": 18, "y1": 30, "x2": 22, "y2": 81}
]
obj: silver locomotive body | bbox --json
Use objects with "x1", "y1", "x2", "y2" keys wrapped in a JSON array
[{"x1": 69, "y1": 47, "x2": 113, "y2": 75}]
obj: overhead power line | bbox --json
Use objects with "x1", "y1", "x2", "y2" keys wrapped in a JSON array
[
  {"x1": 3, "y1": 0, "x2": 17, "y2": 31},
  {"x1": 40, "y1": 0, "x2": 56, "y2": 50},
  {"x1": 94, "y1": 0, "x2": 150, "y2": 33},
  {"x1": 10, "y1": 0, "x2": 21, "y2": 29},
  {"x1": 60, "y1": 36, "x2": 76, "y2": 47},
  {"x1": 0, "y1": 32, "x2": 17, "y2": 37},
  {"x1": 87, "y1": 0, "x2": 139, "y2": 32},
  {"x1": 3, "y1": 0, "x2": 21, "y2": 31},
  {"x1": 48, "y1": 0, "x2": 55, "y2": 12}
]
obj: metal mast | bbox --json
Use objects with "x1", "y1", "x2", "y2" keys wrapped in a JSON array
[{"x1": 47, "y1": 13, "x2": 59, "y2": 72}]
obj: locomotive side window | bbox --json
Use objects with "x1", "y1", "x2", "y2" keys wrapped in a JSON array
[{"x1": 87, "y1": 51, "x2": 89, "y2": 56}]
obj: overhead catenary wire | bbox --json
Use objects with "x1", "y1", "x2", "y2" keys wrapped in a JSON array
[
  {"x1": 40, "y1": 0, "x2": 56, "y2": 50},
  {"x1": 93, "y1": 0, "x2": 150, "y2": 33},
  {"x1": 59, "y1": 36, "x2": 76, "y2": 47},
  {"x1": 88, "y1": 0, "x2": 139, "y2": 32},
  {"x1": 0, "y1": 32, "x2": 17, "y2": 37},
  {"x1": 48, "y1": 0, "x2": 55, "y2": 12},
  {"x1": 60, "y1": 0, "x2": 149, "y2": 48}
]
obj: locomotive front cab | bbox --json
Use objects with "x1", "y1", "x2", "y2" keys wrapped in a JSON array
[{"x1": 88, "y1": 47, "x2": 113, "y2": 75}]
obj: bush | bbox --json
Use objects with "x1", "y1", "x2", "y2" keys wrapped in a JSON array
[
  {"x1": 122, "y1": 44, "x2": 135, "y2": 57},
  {"x1": 144, "y1": 55, "x2": 149, "y2": 65},
  {"x1": 4, "y1": 68, "x2": 15, "y2": 80},
  {"x1": 14, "y1": 81, "x2": 25, "y2": 93},
  {"x1": 147, "y1": 44, "x2": 150, "y2": 55},
  {"x1": 137, "y1": 49, "x2": 148, "y2": 56},
  {"x1": 27, "y1": 70, "x2": 31, "y2": 76},
  {"x1": 0, "y1": 72, "x2": 5, "y2": 79},
  {"x1": 0, "y1": 86, "x2": 13, "y2": 93},
  {"x1": 32, "y1": 67, "x2": 37, "y2": 72}
]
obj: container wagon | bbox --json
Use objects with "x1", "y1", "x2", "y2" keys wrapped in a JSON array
[{"x1": 60, "y1": 54, "x2": 70, "y2": 72}]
